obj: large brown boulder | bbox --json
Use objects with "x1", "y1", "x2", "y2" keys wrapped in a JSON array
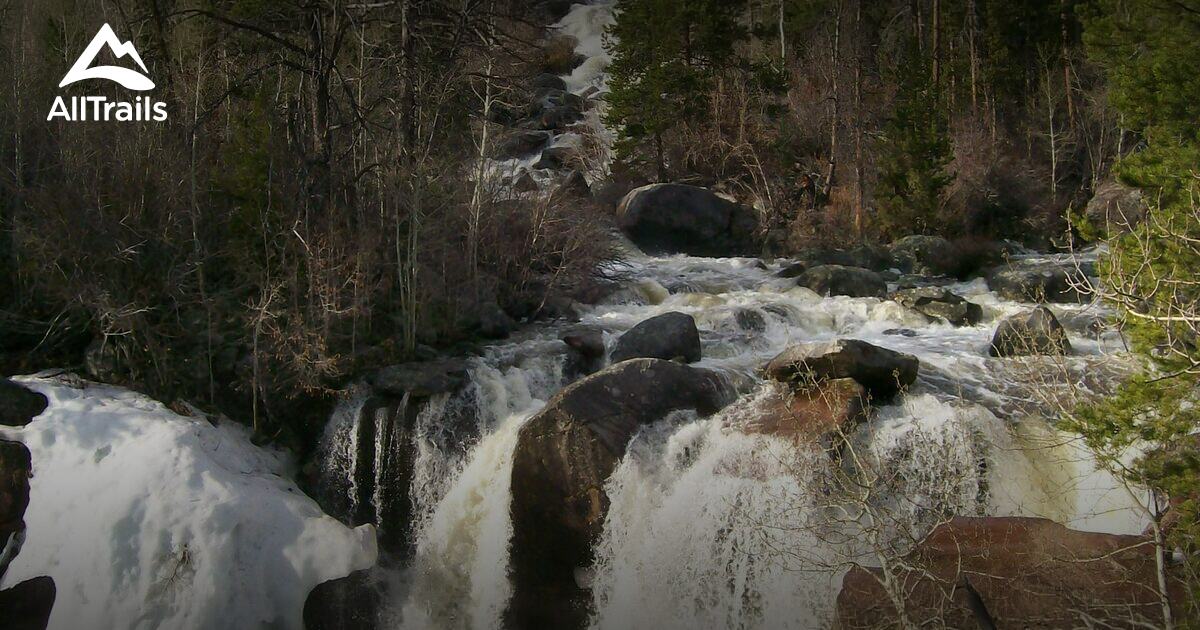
[
  {"x1": 609, "y1": 311, "x2": 701, "y2": 364},
  {"x1": 836, "y1": 516, "x2": 1186, "y2": 630},
  {"x1": 302, "y1": 570, "x2": 383, "y2": 630},
  {"x1": 616, "y1": 184, "x2": 759, "y2": 257},
  {"x1": 989, "y1": 306, "x2": 1071, "y2": 357},
  {"x1": 763, "y1": 339, "x2": 918, "y2": 401},
  {"x1": 0, "y1": 379, "x2": 47, "y2": 427},
  {"x1": 796, "y1": 265, "x2": 887, "y2": 298},
  {"x1": 0, "y1": 576, "x2": 56, "y2": 630},
  {"x1": 507, "y1": 358, "x2": 730, "y2": 629}
]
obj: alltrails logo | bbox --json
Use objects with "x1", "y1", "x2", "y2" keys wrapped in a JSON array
[{"x1": 48, "y1": 24, "x2": 168, "y2": 122}]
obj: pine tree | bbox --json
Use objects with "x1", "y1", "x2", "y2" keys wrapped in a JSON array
[
  {"x1": 604, "y1": 0, "x2": 747, "y2": 180},
  {"x1": 874, "y1": 45, "x2": 954, "y2": 239},
  {"x1": 1076, "y1": 0, "x2": 1200, "y2": 617}
]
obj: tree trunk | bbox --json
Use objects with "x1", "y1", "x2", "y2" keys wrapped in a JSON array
[{"x1": 825, "y1": 0, "x2": 843, "y2": 198}]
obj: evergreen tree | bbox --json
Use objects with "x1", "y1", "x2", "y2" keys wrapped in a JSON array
[
  {"x1": 604, "y1": 0, "x2": 747, "y2": 180},
  {"x1": 1076, "y1": 0, "x2": 1200, "y2": 616},
  {"x1": 874, "y1": 46, "x2": 954, "y2": 238}
]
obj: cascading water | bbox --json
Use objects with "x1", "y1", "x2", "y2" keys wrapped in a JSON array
[{"x1": 310, "y1": 2, "x2": 1151, "y2": 627}]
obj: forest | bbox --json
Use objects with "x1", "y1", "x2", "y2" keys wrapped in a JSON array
[{"x1": 0, "y1": 0, "x2": 1198, "y2": 628}]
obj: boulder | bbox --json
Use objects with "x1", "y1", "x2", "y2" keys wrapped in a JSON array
[
  {"x1": 562, "y1": 326, "x2": 606, "y2": 381},
  {"x1": 989, "y1": 306, "x2": 1071, "y2": 357},
  {"x1": 836, "y1": 517, "x2": 1186, "y2": 630},
  {"x1": 533, "y1": 146, "x2": 578, "y2": 171},
  {"x1": 303, "y1": 570, "x2": 384, "y2": 630},
  {"x1": 743, "y1": 379, "x2": 868, "y2": 441},
  {"x1": 1085, "y1": 178, "x2": 1146, "y2": 233},
  {"x1": 987, "y1": 266, "x2": 1083, "y2": 303},
  {"x1": 366, "y1": 358, "x2": 470, "y2": 398},
  {"x1": 609, "y1": 312, "x2": 701, "y2": 364},
  {"x1": 478, "y1": 301, "x2": 516, "y2": 339},
  {"x1": 0, "y1": 379, "x2": 47, "y2": 427},
  {"x1": 775, "y1": 261, "x2": 807, "y2": 278},
  {"x1": 556, "y1": 170, "x2": 591, "y2": 199},
  {"x1": 615, "y1": 184, "x2": 759, "y2": 257},
  {"x1": 890, "y1": 287, "x2": 983, "y2": 326},
  {"x1": 494, "y1": 130, "x2": 550, "y2": 160},
  {"x1": 513, "y1": 172, "x2": 539, "y2": 193},
  {"x1": 531, "y1": 73, "x2": 567, "y2": 91},
  {"x1": 796, "y1": 265, "x2": 887, "y2": 298},
  {"x1": 764, "y1": 339, "x2": 919, "y2": 400},
  {"x1": 0, "y1": 576, "x2": 56, "y2": 630},
  {"x1": 0, "y1": 439, "x2": 31, "y2": 577},
  {"x1": 889, "y1": 235, "x2": 957, "y2": 276},
  {"x1": 792, "y1": 245, "x2": 894, "y2": 271},
  {"x1": 508, "y1": 359, "x2": 729, "y2": 628},
  {"x1": 734, "y1": 309, "x2": 767, "y2": 332}
]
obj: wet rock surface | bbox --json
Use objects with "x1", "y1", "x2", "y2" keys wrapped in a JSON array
[
  {"x1": 764, "y1": 339, "x2": 919, "y2": 400},
  {"x1": 303, "y1": 570, "x2": 384, "y2": 630},
  {"x1": 890, "y1": 287, "x2": 983, "y2": 326},
  {"x1": 508, "y1": 358, "x2": 730, "y2": 629},
  {"x1": 989, "y1": 306, "x2": 1071, "y2": 357},
  {"x1": 609, "y1": 311, "x2": 701, "y2": 364},
  {"x1": 796, "y1": 265, "x2": 887, "y2": 298}
]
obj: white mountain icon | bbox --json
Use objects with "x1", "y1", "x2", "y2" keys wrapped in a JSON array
[{"x1": 59, "y1": 23, "x2": 155, "y2": 91}]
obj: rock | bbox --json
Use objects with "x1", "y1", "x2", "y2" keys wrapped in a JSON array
[
  {"x1": 556, "y1": 170, "x2": 591, "y2": 198},
  {"x1": 562, "y1": 326, "x2": 605, "y2": 381},
  {"x1": 734, "y1": 309, "x2": 767, "y2": 332},
  {"x1": 609, "y1": 312, "x2": 701, "y2": 364},
  {"x1": 478, "y1": 302, "x2": 516, "y2": 339},
  {"x1": 366, "y1": 358, "x2": 470, "y2": 398},
  {"x1": 1085, "y1": 178, "x2": 1146, "y2": 233},
  {"x1": 792, "y1": 245, "x2": 895, "y2": 271},
  {"x1": 836, "y1": 517, "x2": 1186, "y2": 630},
  {"x1": 883, "y1": 328, "x2": 918, "y2": 337},
  {"x1": 0, "y1": 439, "x2": 31, "y2": 576},
  {"x1": 513, "y1": 172, "x2": 539, "y2": 193},
  {"x1": 84, "y1": 337, "x2": 123, "y2": 383},
  {"x1": 533, "y1": 146, "x2": 578, "y2": 171},
  {"x1": 775, "y1": 261, "x2": 807, "y2": 278},
  {"x1": 989, "y1": 306, "x2": 1071, "y2": 357},
  {"x1": 744, "y1": 379, "x2": 868, "y2": 441},
  {"x1": 764, "y1": 339, "x2": 919, "y2": 400},
  {"x1": 616, "y1": 184, "x2": 759, "y2": 257},
  {"x1": 531, "y1": 73, "x2": 567, "y2": 91},
  {"x1": 507, "y1": 359, "x2": 729, "y2": 628},
  {"x1": 889, "y1": 235, "x2": 956, "y2": 276},
  {"x1": 796, "y1": 265, "x2": 886, "y2": 298},
  {"x1": 0, "y1": 576, "x2": 56, "y2": 630},
  {"x1": 494, "y1": 130, "x2": 550, "y2": 159},
  {"x1": 987, "y1": 266, "x2": 1083, "y2": 303},
  {"x1": 303, "y1": 570, "x2": 383, "y2": 630},
  {"x1": 890, "y1": 287, "x2": 983, "y2": 326},
  {"x1": 0, "y1": 380, "x2": 47, "y2": 427}
]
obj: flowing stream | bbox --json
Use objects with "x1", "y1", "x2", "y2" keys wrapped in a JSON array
[
  {"x1": 315, "y1": 247, "x2": 1148, "y2": 629},
  {"x1": 314, "y1": 2, "x2": 1149, "y2": 628}
]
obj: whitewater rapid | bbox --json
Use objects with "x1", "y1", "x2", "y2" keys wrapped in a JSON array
[{"x1": 312, "y1": 245, "x2": 1148, "y2": 630}]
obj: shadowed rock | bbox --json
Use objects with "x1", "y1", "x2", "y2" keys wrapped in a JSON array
[
  {"x1": 507, "y1": 358, "x2": 730, "y2": 629},
  {"x1": 987, "y1": 266, "x2": 1084, "y2": 303},
  {"x1": 609, "y1": 312, "x2": 701, "y2": 364},
  {"x1": 0, "y1": 576, "x2": 56, "y2": 630},
  {"x1": 616, "y1": 184, "x2": 758, "y2": 257},
  {"x1": 303, "y1": 570, "x2": 383, "y2": 630},
  {"x1": 0, "y1": 439, "x2": 31, "y2": 578},
  {"x1": 0, "y1": 380, "x2": 47, "y2": 427}
]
